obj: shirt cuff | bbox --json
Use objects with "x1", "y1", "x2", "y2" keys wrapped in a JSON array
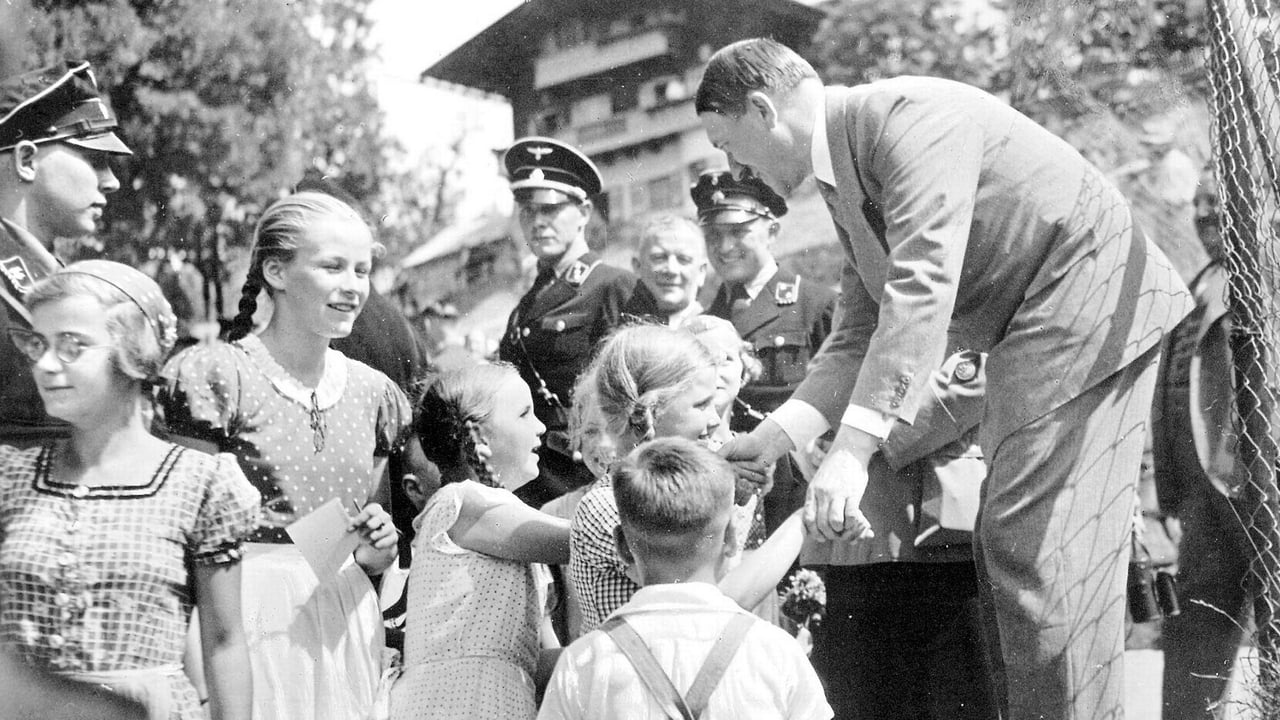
[
  {"x1": 840, "y1": 404, "x2": 895, "y2": 440},
  {"x1": 768, "y1": 400, "x2": 831, "y2": 449}
]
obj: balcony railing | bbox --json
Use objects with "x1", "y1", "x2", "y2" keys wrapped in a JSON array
[
  {"x1": 573, "y1": 98, "x2": 701, "y2": 155},
  {"x1": 534, "y1": 29, "x2": 670, "y2": 90}
]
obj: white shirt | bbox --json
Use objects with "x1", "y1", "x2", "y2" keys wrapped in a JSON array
[
  {"x1": 538, "y1": 582, "x2": 832, "y2": 720},
  {"x1": 768, "y1": 95, "x2": 895, "y2": 447}
]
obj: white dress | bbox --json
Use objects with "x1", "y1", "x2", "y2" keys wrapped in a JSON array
[{"x1": 389, "y1": 482, "x2": 544, "y2": 720}]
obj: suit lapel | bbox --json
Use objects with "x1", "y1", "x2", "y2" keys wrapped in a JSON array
[{"x1": 825, "y1": 87, "x2": 888, "y2": 295}]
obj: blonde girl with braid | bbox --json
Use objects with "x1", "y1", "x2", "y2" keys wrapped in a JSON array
[
  {"x1": 390, "y1": 362, "x2": 570, "y2": 720},
  {"x1": 154, "y1": 191, "x2": 410, "y2": 720},
  {"x1": 569, "y1": 325, "x2": 806, "y2": 634}
]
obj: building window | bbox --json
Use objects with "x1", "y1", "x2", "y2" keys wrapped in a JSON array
[
  {"x1": 648, "y1": 76, "x2": 687, "y2": 108},
  {"x1": 612, "y1": 83, "x2": 639, "y2": 114},
  {"x1": 551, "y1": 18, "x2": 586, "y2": 50},
  {"x1": 532, "y1": 107, "x2": 567, "y2": 136},
  {"x1": 647, "y1": 174, "x2": 681, "y2": 211}
]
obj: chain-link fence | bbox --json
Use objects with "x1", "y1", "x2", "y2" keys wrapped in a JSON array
[{"x1": 1205, "y1": 0, "x2": 1280, "y2": 709}]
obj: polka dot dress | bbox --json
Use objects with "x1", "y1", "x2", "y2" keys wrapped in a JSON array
[
  {"x1": 155, "y1": 334, "x2": 410, "y2": 530},
  {"x1": 155, "y1": 334, "x2": 411, "y2": 718},
  {"x1": 389, "y1": 482, "x2": 542, "y2": 720}
]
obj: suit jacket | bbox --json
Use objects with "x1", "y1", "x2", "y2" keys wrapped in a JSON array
[
  {"x1": 794, "y1": 79, "x2": 1194, "y2": 452},
  {"x1": 498, "y1": 251, "x2": 638, "y2": 431},
  {"x1": 617, "y1": 282, "x2": 701, "y2": 327},
  {"x1": 708, "y1": 270, "x2": 835, "y2": 432}
]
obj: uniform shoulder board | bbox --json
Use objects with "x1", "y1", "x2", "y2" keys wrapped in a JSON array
[
  {"x1": 563, "y1": 258, "x2": 601, "y2": 287},
  {"x1": 1, "y1": 256, "x2": 34, "y2": 295},
  {"x1": 774, "y1": 276, "x2": 800, "y2": 306}
]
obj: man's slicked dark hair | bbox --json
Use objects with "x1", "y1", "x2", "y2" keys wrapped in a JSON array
[{"x1": 695, "y1": 38, "x2": 819, "y2": 117}]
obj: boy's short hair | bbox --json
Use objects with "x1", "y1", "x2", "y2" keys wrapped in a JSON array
[
  {"x1": 694, "y1": 38, "x2": 820, "y2": 117},
  {"x1": 612, "y1": 437, "x2": 735, "y2": 538}
]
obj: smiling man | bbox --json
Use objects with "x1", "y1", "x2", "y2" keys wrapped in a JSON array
[
  {"x1": 693, "y1": 168, "x2": 834, "y2": 535},
  {"x1": 0, "y1": 61, "x2": 133, "y2": 447},
  {"x1": 696, "y1": 38, "x2": 1194, "y2": 720},
  {"x1": 497, "y1": 136, "x2": 639, "y2": 507},
  {"x1": 621, "y1": 214, "x2": 707, "y2": 326}
]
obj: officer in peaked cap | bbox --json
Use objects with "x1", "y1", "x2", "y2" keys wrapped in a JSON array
[
  {"x1": 695, "y1": 168, "x2": 836, "y2": 534},
  {"x1": 1, "y1": 60, "x2": 133, "y2": 447},
  {"x1": 498, "y1": 136, "x2": 638, "y2": 507}
]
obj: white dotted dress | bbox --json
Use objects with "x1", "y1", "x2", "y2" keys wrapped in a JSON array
[
  {"x1": 156, "y1": 334, "x2": 411, "y2": 720},
  {"x1": 389, "y1": 481, "x2": 544, "y2": 720}
]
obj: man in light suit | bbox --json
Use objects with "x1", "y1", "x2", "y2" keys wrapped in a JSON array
[{"x1": 697, "y1": 39, "x2": 1194, "y2": 719}]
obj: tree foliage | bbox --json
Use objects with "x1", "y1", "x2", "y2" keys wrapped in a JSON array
[
  {"x1": 17, "y1": 0, "x2": 388, "y2": 309},
  {"x1": 809, "y1": 0, "x2": 1209, "y2": 127}
]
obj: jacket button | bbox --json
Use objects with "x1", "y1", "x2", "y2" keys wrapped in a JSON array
[
  {"x1": 954, "y1": 360, "x2": 977, "y2": 382},
  {"x1": 555, "y1": 320, "x2": 566, "y2": 332},
  {"x1": 521, "y1": 327, "x2": 530, "y2": 338},
  {"x1": 774, "y1": 335, "x2": 786, "y2": 347}
]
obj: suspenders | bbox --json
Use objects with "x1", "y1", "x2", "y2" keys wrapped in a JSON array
[{"x1": 600, "y1": 613, "x2": 756, "y2": 720}]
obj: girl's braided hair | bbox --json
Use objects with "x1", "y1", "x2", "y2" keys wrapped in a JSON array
[
  {"x1": 224, "y1": 191, "x2": 371, "y2": 342},
  {"x1": 414, "y1": 362, "x2": 520, "y2": 487}
]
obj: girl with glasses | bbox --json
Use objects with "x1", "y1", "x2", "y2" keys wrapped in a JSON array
[
  {"x1": 0, "y1": 260, "x2": 259, "y2": 719},
  {"x1": 154, "y1": 192, "x2": 411, "y2": 720}
]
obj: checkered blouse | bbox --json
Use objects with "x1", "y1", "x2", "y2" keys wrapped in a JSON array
[{"x1": 0, "y1": 443, "x2": 259, "y2": 681}]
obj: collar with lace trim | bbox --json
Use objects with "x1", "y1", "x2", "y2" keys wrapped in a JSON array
[{"x1": 236, "y1": 333, "x2": 348, "y2": 411}]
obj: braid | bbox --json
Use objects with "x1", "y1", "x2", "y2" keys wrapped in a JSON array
[
  {"x1": 224, "y1": 267, "x2": 263, "y2": 342},
  {"x1": 463, "y1": 419, "x2": 500, "y2": 488},
  {"x1": 627, "y1": 401, "x2": 657, "y2": 442},
  {"x1": 413, "y1": 363, "x2": 518, "y2": 486}
]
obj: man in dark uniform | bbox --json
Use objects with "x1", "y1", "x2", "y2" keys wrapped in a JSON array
[
  {"x1": 620, "y1": 214, "x2": 707, "y2": 327},
  {"x1": 497, "y1": 136, "x2": 638, "y2": 508},
  {"x1": 0, "y1": 61, "x2": 133, "y2": 447},
  {"x1": 694, "y1": 169, "x2": 836, "y2": 532}
]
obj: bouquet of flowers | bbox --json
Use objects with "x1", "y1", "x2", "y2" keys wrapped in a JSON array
[{"x1": 779, "y1": 568, "x2": 827, "y2": 631}]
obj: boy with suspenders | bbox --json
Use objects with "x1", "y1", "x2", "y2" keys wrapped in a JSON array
[{"x1": 539, "y1": 438, "x2": 830, "y2": 720}]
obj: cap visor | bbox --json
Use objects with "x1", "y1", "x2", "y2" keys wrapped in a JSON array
[
  {"x1": 514, "y1": 187, "x2": 577, "y2": 205},
  {"x1": 65, "y1": 131, "x2": 133, "y2": 156},
  {"x1": 699, "y1": 208, "x2": 768, "y2": 225}
]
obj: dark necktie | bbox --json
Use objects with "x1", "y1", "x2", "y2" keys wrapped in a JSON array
[{"x1": 729, "y1": 284, "x2": 752, "y2": 318}]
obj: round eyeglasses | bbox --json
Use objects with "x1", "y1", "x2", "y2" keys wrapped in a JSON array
[{"x1": 7, "y1": 328, "x2": 113, "y2": 365}]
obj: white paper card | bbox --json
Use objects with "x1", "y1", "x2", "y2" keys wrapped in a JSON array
[{"x1": 286, "y1": 498, "x2": 360, "y2": 581}]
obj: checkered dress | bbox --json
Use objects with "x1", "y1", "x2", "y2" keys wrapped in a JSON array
[
  {"x1": 569, "y1": 478, "x2": 640, "y2": 634},
  {"x1": 0, "y1": 442, "x2": 259, "y2": 716}
]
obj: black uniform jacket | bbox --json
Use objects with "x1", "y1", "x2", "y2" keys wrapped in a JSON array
[
  {"x1": 498, "y1": 251, "x2": 638, "y2": 432},
  {"x1": 0, "y1": 219, "x2": 68, "y2": 444},
  {"x1": 708, "y1": 270, "x2": 837, "y2": 432}
]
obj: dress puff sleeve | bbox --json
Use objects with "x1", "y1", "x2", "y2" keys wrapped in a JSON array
[
  {"x1": 374, "y1": 374, "x2": 412, "y2": 458},
  {"x1": 189, "y1": 452, "x2": 262, "y2": 565},
  {"x1": 412, "y1": 482, "x2": 469, "y2": 556},
  {"x1": 154, "y1": 342, "x2": 247, "y2": 447}
]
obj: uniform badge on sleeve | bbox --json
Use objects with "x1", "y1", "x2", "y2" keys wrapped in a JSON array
[
  {"x1": 774, "y1": 278, "x2": 800, "y2": 306},
  {"x1": 1, "y1": 256, "x2": 34, "y2": 295}
]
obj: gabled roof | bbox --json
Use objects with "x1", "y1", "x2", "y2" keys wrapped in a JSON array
[
  {"x1": 399, "y1": 213, "x2": 516, "y2": 270},
  {"x1": 423, "y1": 0, "x2": 824, "y2": 97}
]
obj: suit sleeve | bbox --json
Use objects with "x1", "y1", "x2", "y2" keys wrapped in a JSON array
[
  {"x1": 790, "y1": 239, "x2": 877, "y2": 427},
  {"x1": 845, "y1": 93, "x2": 983, "y2": 425},
  {"x1": 878, "y1": 350, "x2": 986, "y2": 469}
]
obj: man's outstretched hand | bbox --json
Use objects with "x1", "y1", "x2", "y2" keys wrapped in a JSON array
[{"x1": 804, "y1": 425, "x2": 878, "y2": 542}]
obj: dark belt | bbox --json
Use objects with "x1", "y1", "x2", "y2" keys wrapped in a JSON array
[{"x1": 248, "y1": 526, "x2": 293, "y2": 544}]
